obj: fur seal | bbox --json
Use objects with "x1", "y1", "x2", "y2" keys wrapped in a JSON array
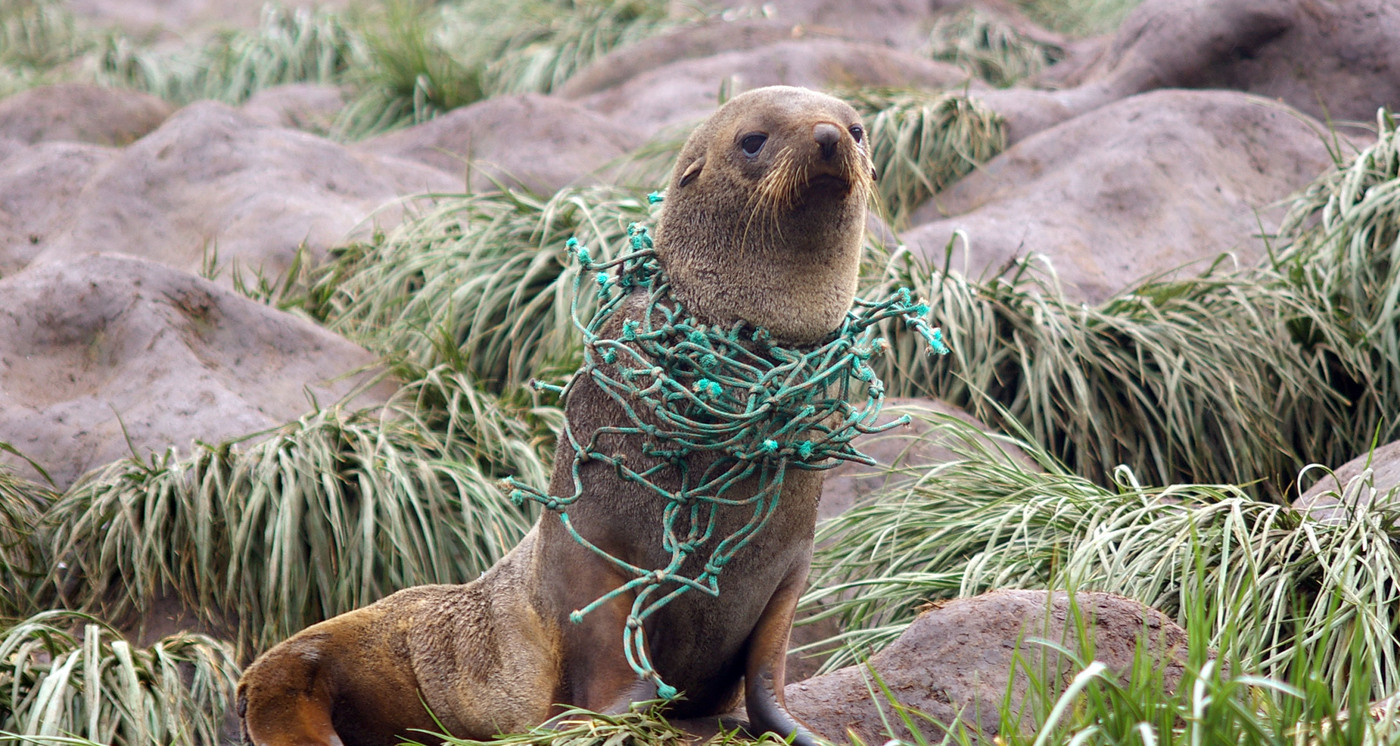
[{"x1": 237, "y1": 85, "x2": 874, "y2": 746}]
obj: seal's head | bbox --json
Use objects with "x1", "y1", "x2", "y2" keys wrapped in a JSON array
[{"x1": 654, "y1": 85, "x2": 874, "y2": 345}]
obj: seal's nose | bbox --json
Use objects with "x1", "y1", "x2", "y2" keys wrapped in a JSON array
[{"x1": 813, "y1": 123, "x2": 841, "y2": 160}]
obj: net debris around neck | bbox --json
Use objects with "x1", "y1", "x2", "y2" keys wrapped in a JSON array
[{"x1": 507, "y1": 218, "x2": 949, "y2": 700}]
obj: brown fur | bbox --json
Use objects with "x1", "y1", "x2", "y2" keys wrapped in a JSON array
[{"x1": 237, "y1": 85, "x2": 873, "y2": 746}]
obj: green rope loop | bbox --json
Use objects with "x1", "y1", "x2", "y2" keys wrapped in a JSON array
[{"x1": 506, "y1": 223, "x2": 948, "y2": 698}]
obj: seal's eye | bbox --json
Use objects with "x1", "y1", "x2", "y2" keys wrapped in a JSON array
[
  {"x1": 740, "y1": 133, "x2": 767, "y2": 156},
  {"x1": 849, "y1": 125, "x2": 864, "y2": 143}
]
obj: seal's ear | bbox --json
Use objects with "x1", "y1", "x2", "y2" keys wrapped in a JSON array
[{"x1": 678, "y1": 156, "x2": 705, "y2": 188}]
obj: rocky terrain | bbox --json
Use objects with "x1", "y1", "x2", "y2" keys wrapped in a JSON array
[{"x1": 2, "y1": 0, "x2": 1399, "y2": 743}]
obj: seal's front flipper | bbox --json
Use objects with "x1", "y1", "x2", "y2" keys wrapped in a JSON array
[{"x1": 743, "y1": 569, "x2": 826, "y2": 746}]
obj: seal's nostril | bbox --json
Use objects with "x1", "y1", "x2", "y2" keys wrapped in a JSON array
[{"x1": 813, "y1": 122, "x2": 841, "y2": 160}]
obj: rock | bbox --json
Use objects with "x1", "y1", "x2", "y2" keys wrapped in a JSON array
[
  {"x1": 979, "y1": 0, "x2": 1400, "y2": 146},
  {"x1": 359, "y1": 93, "x2": 643, "y2": 195},
  {"x1": 66, "y1": 0, "x2": 352, "y2": 39},
  {"x1": 0, "y1": 140, "x2": 115, "y2": 277},
  {"x1": 574, "y1": 39, "x2": 971, "y2": 139},
  {"x1": 820, "y1": 398, "x2": 1036, "y2": 521},
  {"x1": 902, "y1": 89, "x2": 1335, "y2": 302},
  {"x1": 671, "y1": 0, "x2": 943, "y2": 51},
  {"x1": 239, "y1": 83, "x2": 347, "y2": 133},
  {"x1": 0, "y1": 254, "x2": 389, "y2": 488},
  {"x1": 25, "y1": 100, "x2": 458, "y2": 283},
  {"x1": 1293, "y1": 440, "x2": 1400, "y2": 524},
  {"x1": 786, "y1": 590, "x2": 1190, "y2": 743},
  {"x1": 1042, "y1": 0, "x2": 1400, "y2": 134},
  {"x1": 556, "y1": 18, "x2": 822, "y2": 99},
  {"x1": 0, "y1": 83, "x2": 174, "y2": 146}
]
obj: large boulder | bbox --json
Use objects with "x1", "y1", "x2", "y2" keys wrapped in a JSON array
[
  {"x1": 557, "y1": 17, "x2": 824, "y2": 99},
  {"x1": 359, "y1": 93, "x2": 643, "y2": 195},
  {"x1": 669, "y1": 0, "x2": 945, "y2": 51},
  {"x1": 982, "y1": 0, "x2": 1400, "y2": 145},
  {"x1": 0, "y1": 83, "x2": 173, "y2": 146},
  {"x1": 0, "y1": 254, "x2": 389, "y2": 488},
  {"x1": 239, "y1": 83, "x2": 347, "y2": 134},
  {"x1": 901, "y1": 89, "x2": 1335, "y2": 302},
  {"x1": 25, "y1": 101, "x2": 458, "y2": 283},
  {"x1": 0, "y1": 140, "x2": 114, "y2": 277},
  {"x1": 573, "y1": 39, "x2": 971, "y2": 139},
  {"x1": 1040, "y1": 0, "x2": 1400, "y2": 132},
  {"x1": 786, "y1": 590, "x2": 1191, "y2": 743},
  {"x1": 1293, "y1": 440, "x2": 1400, "y2": 524}
]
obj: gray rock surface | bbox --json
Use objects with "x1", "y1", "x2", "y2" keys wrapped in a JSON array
[
  {"x1": 0, "y1": 253, "x2": 388, "y2": 488},
  {"x1": 0, "y1": 83, "x2": 173, "y2": 146},
  {"x1": 359, "y1": 93, "x2": 643, "y2": 195},
  {"x1": 1293, "y1": 440, "x2": 1400, "y2": 525},
  {"x1": 574, "y1": 39, "x2": 971, "y2": 139},
  {"x1": 239, "y1": 83, "x2": 347, "y2": 133},
  {"x1": 24, "y1": 100, "x2": 458, "y2": 283},
  {"x1": 670, "y1": 0, "x2": 945, "y2": 51},
  {"x1": 786, "y1": 590, "x2": 1190, "y2": 744},
  {"x1": 1041, "y1": 0, "x2": 1400, "y2": 133},
  {"x1": 902, "y1": 89, "x2": 1335, "y2": 302},
  {"x1": 982, "y1": 0, "x2": 1400, "y2": 145},
  {"x1": 0, "y1": 140, "x2": 114, "y2": 277}
]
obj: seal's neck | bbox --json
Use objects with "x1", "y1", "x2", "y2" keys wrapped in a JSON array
[{"x1": 660, "y1": 196, "x2": 866, "y2": 345}]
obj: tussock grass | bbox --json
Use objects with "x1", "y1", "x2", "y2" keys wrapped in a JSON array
[
  {"x1": 0, "y1": 464, "x2": 52, "y2": 618},
  {"x1": 0, "y1": 0, "x2": 93, "y2": 96},
  {"x1": 0, "y1": 610, "x2": 238, "y2": 746},
  {"x1": 478, "y1": 0, "x2": 673, "y2": 97},
  {"x1": 426, "y1": 702, "x2": 790, "y2": 746},
  {"x1": 845, "y1": 89, "x2": 1005, "y2": 228},
  {"x1": 331, "y1": 0, "x2": 481, "y2": 141},
  {"x1": 335, "y1": 0, "x2": 673, "y2": 139},
  {"x1": 92, "y1": 5, "x2": 361, "y2": 108},
  {"x1": 314, "y1": 187, "x2": 656, "y2": 393},
  {"x1": 40, "y1": 375, "x2": 544, "y2": 656},
  {"x1": 862, "y1": 249, "x2": 1339, "y2": 495},
  {"x1": 924, "y1": 8, "x2": 1066, "y2": 88},
  {"x1": 807, "y1": 416, "x2": 1400, "y2": 705},
  {"x1": 995, "y1": 598, "x2": 1400, "y2": 746},
  {"x1": 1273, "y1": 109, "x2": 1400, "y2": 455},
  {"x1": 0, "y1": 0, "x2": 89, "y2": 70},
  {"x1": 1014, "y1": 0, "x2": 1143, "y2": 36}
]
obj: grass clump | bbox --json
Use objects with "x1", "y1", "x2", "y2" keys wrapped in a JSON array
[
  {"x1": 862, "y1": 250, "x2": 1338, "y2": 496},
  {"x1": 0, "y1": 462, "x2": 53, "y2": 618},
  {"x1": 924, "y1": 8, "x2": 1066, "y2": 88},
  {"x1": 0, "y1": 610, "x2": 239, "y2": 746},
  {"x1": 331, "y1": 0, "x2": 481, "y2": 140},
  {"x1": 994, "y1": 597, "x2": 1398, "y2": 746},
  {"x1": 476, "y1": 0, "x2": 673, "y2": 97},
  {"x1": 313, "y1": 187, "x2": 656, "y2": 394},
  {"x1": 92, "y1": 5, "x2": 361, "y2": 109},
  {"x1": 335, "y1": 0, "x2": 673, "y2": 139},
  {"x1": 807, "y1": 416, "x2": 1400, "y2": 706},
  {"x1": 425, "y1": 701, "x2": 792, "y2": 746},
  {"x1": 39, "y1": 374, "x2": 545, "y2": 656},
  {"x1": 845, "y1": 89, "x2": 1005, "y2": 228},
  {"x1": 1013, "y1": 0, "x2": 1143, "y2": 36},
  {"x1": 0, "y1": 0, "x2": 95, "y2": 96},
  {"x1": 1273, "y1": 109, "x2": 1400, "y2": 453}
]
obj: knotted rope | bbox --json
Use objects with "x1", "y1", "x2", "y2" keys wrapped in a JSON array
[{"x1": 507, "y1": 215, "x2": 948, "y2": 699}]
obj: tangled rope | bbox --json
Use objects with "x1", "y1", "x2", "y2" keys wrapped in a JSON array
[{"x1": 507, "y1": 218, "x2": 948, "y2": 699}]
